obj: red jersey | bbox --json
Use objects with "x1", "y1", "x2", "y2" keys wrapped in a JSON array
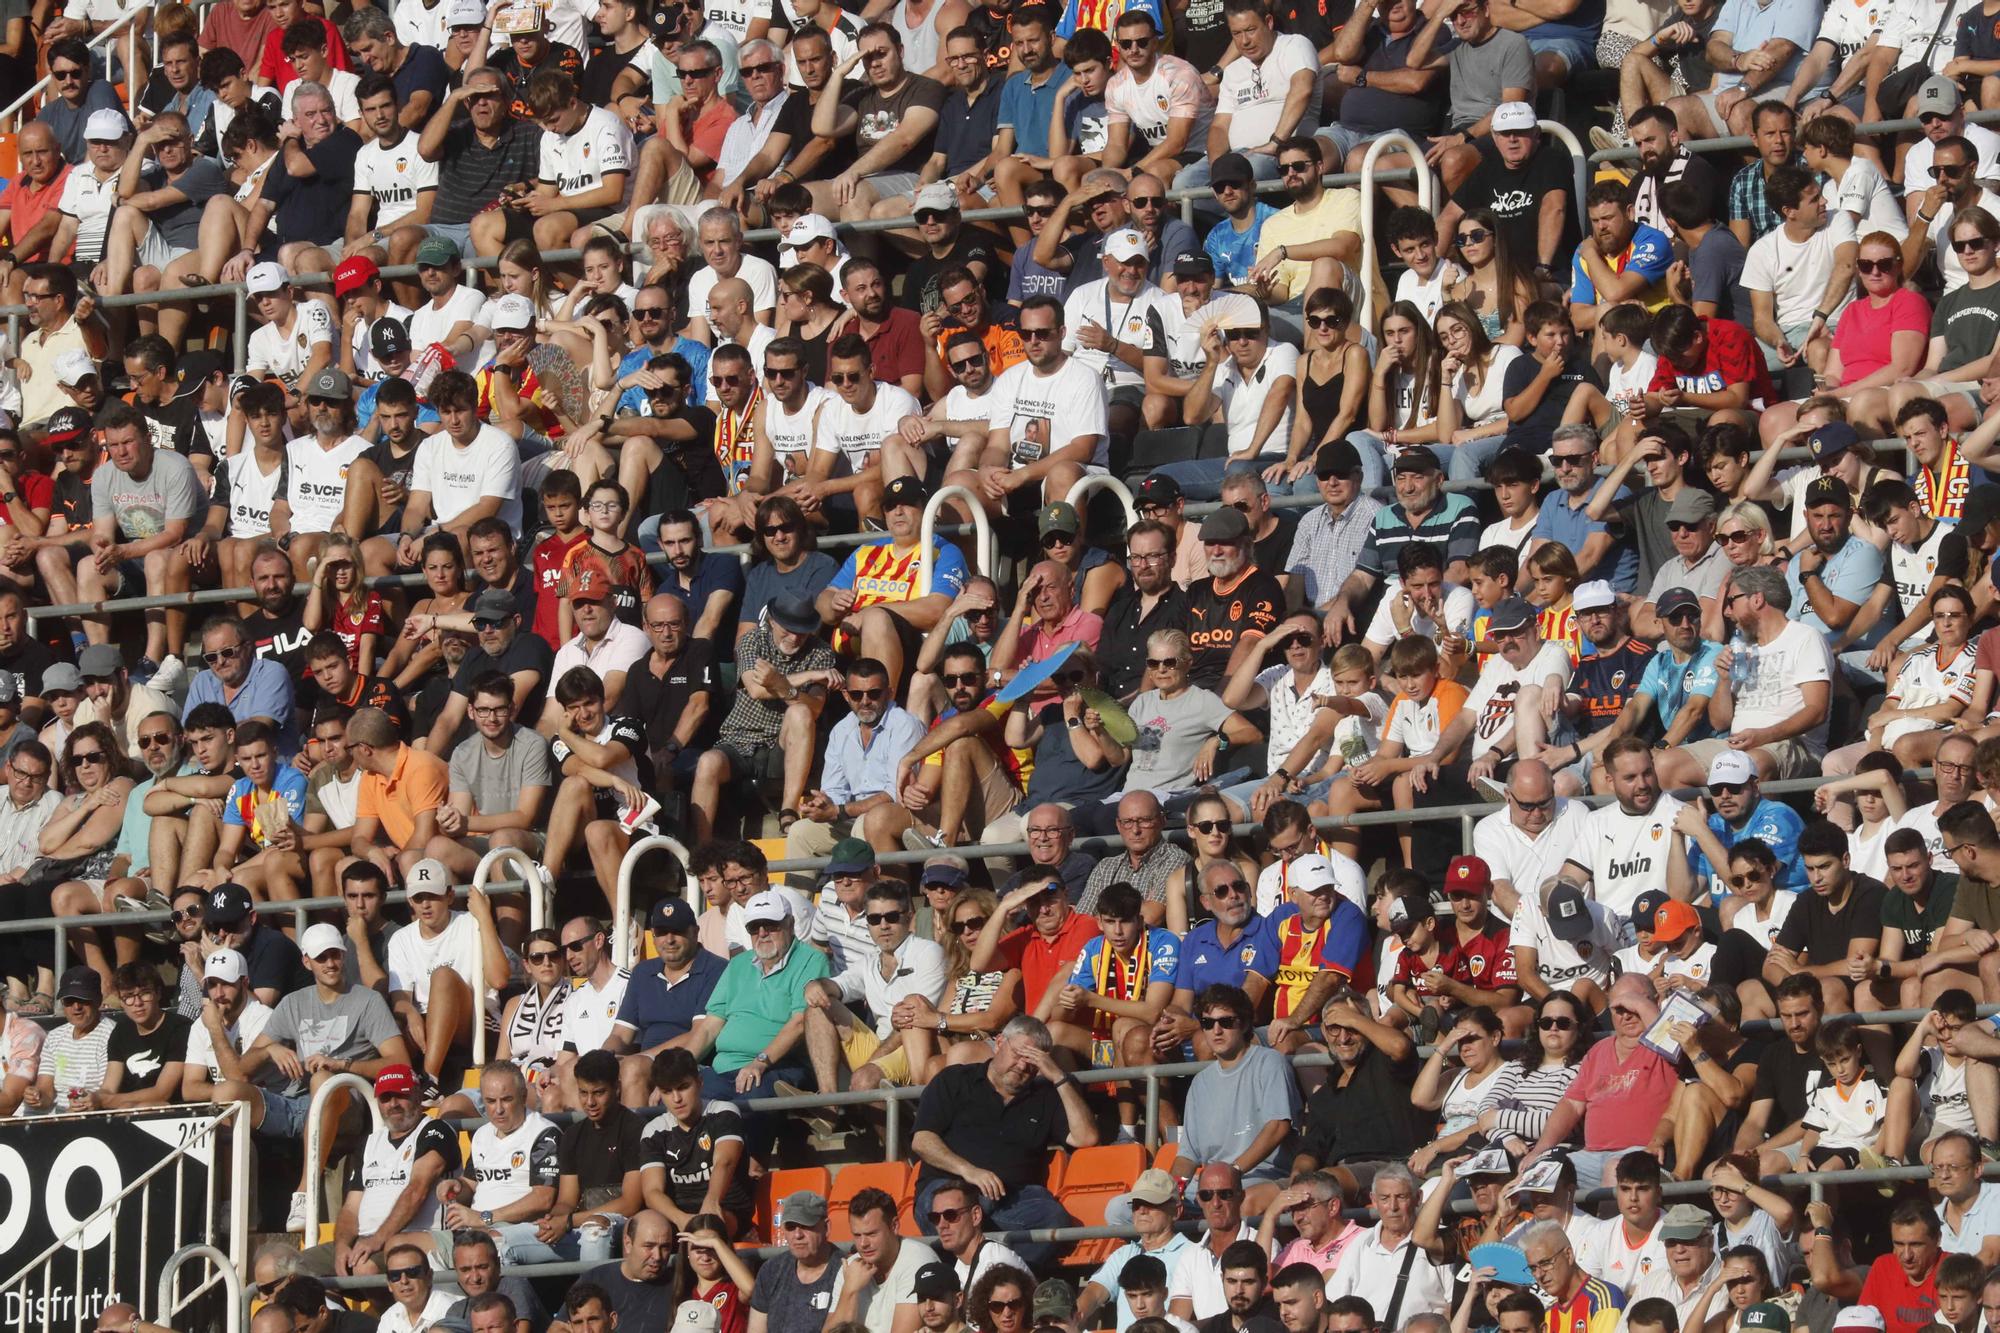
[
  {"x1": 692, "y1": 1280, "x2": 748, "y2": 1333},
  {"x1": 257, "y1": 18, "x2": 350, "y2": 90},
  {"x1": 1272, "y1": 911, "x2": 1332, "y2": 1019},
  {"x1": 531, "y1": 529, "x2": 590, "y2": 650},
  {"x1": 1445, "y1": 914, "x2": 1518, "y2": 990},
  {"x1": 1859, "y1": 1255, "x2": 1940, "y2": 1333},
  {"x1": 1389, "y1": 941, "x2": 1473, "y2": 1000},
  {"x1": 1646, "y1": 317, "x2": 1776, "y2": 409},
  {"x1": 331, "y1": 592, "x2": 387, "y2": 669}
]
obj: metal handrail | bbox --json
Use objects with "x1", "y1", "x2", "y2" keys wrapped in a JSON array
[
  {"x1": 473, "y1": 845, "x2": 548, "y2": 933},
  {"x1": 158, "y1": 1243, "x2": 241, "y2": 1333},
  {"x1": 0, "y1": 8, "x2": 147, "y2": 127},
  {"x1": 1541, "y1": 118, "x2": 1592, "y2": 238},
  {"x1": 1065, "y1": 473, "x2": 1139, "y2": 532},
  {"x1": 299, "y1": 1073, "x2": 384, "y2": 1251},
  {"x1": 1358, "y1": 131, "x2": 1436, "y2": 331},
  {"x1": 612, "y1": 833, "x2": 690, "y2": 969},
  {"x1": 918, "y1": 484, "x2": 994, "y2": 597}
]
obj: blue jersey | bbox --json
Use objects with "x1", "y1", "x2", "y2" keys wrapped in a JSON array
[
  {"x1": 1690, "y1": 799, "x2": 1808, "y2": 893},
  {"x1": 1204, "y1": 204, "x2": 1278, "y2": 286},
  {"x1": 1569, "y1": 222, "x2": 1674, "y2": 305},
  {"x1": 222, "y1": 767, "x2": 309, "y2": 848},
  {"x1": 1635, "y1": 640, "x2": 1724, "y2": 742},
  {"x1": 1174, "y1": 914, "x2": 1279, "y2": 993}
]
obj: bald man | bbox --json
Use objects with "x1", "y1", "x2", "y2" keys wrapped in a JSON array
[
  {"x1": 0, "y1": 123, "x2": 68, "y2": 296},
  {"x1": 1470, "y1": 758, "x2": 1588, "y2": 918},
  {"x1": 1078, "y1": 791, "x2": 1190, "y2": 926},
  {"x1": 705, "y1": 274, "x2": 775, "y2": 379},
  {"x1": 993, "y1": 558, "x2": 1104, "y2": 688}
]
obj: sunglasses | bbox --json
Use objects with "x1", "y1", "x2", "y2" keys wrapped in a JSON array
[
  {"x1": 828, "y1": 371, "x2": 864, "y2": 385},
  {"x1": 1710, "y1": 781, "x2": 1750, "y2": 796},
  {"x1": 1191, "y1": 819, "x2": 1230, "y2": 835},
  {"x1": 72, "y1": 751, "x2": 107, "y2": 765},
  {"x1": 742, "y1": 59, "x2": 782, "y2": 75},
  {"x1": 954, "y1": 915, "x2": 989, "y2": 933},
  {"x1": 170, "y1": 906, "x2": 202, "y2": 925},
  {"x1": 764, "y1": 364, "x2": 800, "y2": 380},
  {"x1": 865, "y1": 910, "x2": 905, "y2": 926},
  {"x1": 563, "y1": 938, "x2": 594, "y2": 953},
  {"x1": 1211, "y1": 879, "x2": 1249, "y2": 898},
  {"x1": 989, "y1": 1298, "x2": 1028, "y2": 1313},
  {"x1": 928, "y1": 1206, "x2": 968, "y2": 1224},
  {"x1": 1855, "y1": 258, "x2": 1899, "y2": 275},
  {"x1": 140, "y1": 734, "x2": 176, "y2": 748},
  {"x1": 949, "y1": 357, "x2": 985, "y2": 373},
  {"x1": 386, "y1": 1266, "x2": 426, "y2": 1283},
  {"x1": 633, "y1": 307, "x2": 668, "y2": 320},
  {"x1": 914, "y1": 209, "x2": 953, "y2": 225},
  {"x1": 1457, "y1": 228, "x2": 1491, "y2": 245},
  {"x1": 1718, "y1": 528, "x2": 1757, "y2": 544},
  {"x1": 1956, "y1": 236, "x2": 1993, "y2": 253},
  {"x1": 1305, "y1": 314, "x2": 1346, "y2": 330},
  {"x1": 1275, "y1": 631, "x2": 1314, "y2": 652},
  {"x1": 1511, "y1": 793, "x2": 1553, "y2": 811},
  {"x1": 1664, "y1": 609, "x2": 1701, "y2": 624},
  {"x1": 846, "y1": 686, "x2": 885, "y2": 701},
  {"x1": 1538, "y1": 1015, "x2": 1576, "y2": 1031},
  {"x1": 1223, "y1": 328, "x2": 1260, "y2": 342},
  {"x1": 1025, "y1": 204, "x2": 1056, "y2": 218},
  {"x1": 526, "y1": 949, "x2": 561, "y2": 963},
  {"x1": 202, "y1": 646, "x2": 243, "y2": 665},
  {"x1": 1145, "y1": 657, "x2": 1181, "y2": 668},
  {"x1": 1020, "y1": 326, "x2": 1059, "y2": 341},
  {"x1": 1666, "y1": 520, "x2": 1704, "y2": 533},
  {"x1": 1550, "y1": 452, "x2": 1594, "y2": 467},
  {"x1": 1278, "y1": 160, "x2": 1314, "y2": 175},
  {"x1": 1198, "y1": 1014, "x2": 1241, "y2": 1030},
  {"x1": 942, "y1": 671, "x2": 983, "y2": 687},
  {"x1": 1197, "y1": 1188, "x2": 1241, "y2": 1201},
  {"x1": 711, "y1": 373, "x2": 745, "y2": 387},
  {"x1": 1117, "y1": 35, "x2": 1152, "y2": 47},
  {"x1": 1131, "y1": 196, "x2": 1165, "y2": 210},
  {"x1": 1041, "y1": 531, "x2": 1076, "y2": 548},
  {"x1": 1729, "y1": 870, "x2": 1767, "y2": 888}
]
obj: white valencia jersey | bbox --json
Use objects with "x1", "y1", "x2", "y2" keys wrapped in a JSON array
[
  {"x1": 353, "y1": 133, "x2": 438, "y2": 232},
  {"x1": 1891, "y1": 521, "x2": 1954, "y2": 648},
  {"x1": 560, "y1": 966, "x2": 631, "y2": 1054},
  {"x1": 1920, "y1": 1049, "x2": 1978, "y2": 1135},
  {"x1": 765, "y1": 386, "x2": 827, "y2": 479},
  {"x1": 466, "y1": 1110, "x2": 560, "y2": 1212},
  {"x1": 285, "y1": 435, "x2": 370, "y2": 535},
  {"x1": 355, "y1": 1117, "x2": 457, "y2": 1235},
  {"x1": 538, "y1": 105, "x2": 633, "y2": 198},
  {"x1": 1575, "y1": 794, "x2": 1685, "y2": 921},
  {"x1": 225, "y1": 448, "x2": 287, "y2": 540}
]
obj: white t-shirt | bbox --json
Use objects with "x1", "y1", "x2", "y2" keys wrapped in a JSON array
[
  {"x1": 225, "y1": 447, "x2": 287, "y2": 540},
  {"x1": 1397, "y1": 261, "x2": 1465, "y2": 328},
  {"x1": 1481, "y1": 514, "x2": 1538, "y2": 560},
  {"x1": 1363, "y1": 582, "x2": 1477, "y2": 651},
  {"x1": 984, "y1": 356, "x2": 1111, "y2": 470},
  {"x1": 1574, "y1": 793, "x2": 1687, "y2": 921},
  {"x1": 1216, "y1": 32, "x2": 1319, "y2": 148},
  {"x1": 1472, "y1": 798, "x2": 1590, "y2": 897},
  {"x1": 386, "y1": 912, "x2": 493, "y2": 1008},
  {"x1": 245, "y1": 301, "x2": 336, "y2": 384},
  {"x1": 1906, "y1": 124, "x2": 2000, "y2": 193},
  {"x1": 55, "y1": 165, "x2": 118, "y2": 263},
  {"x1": 408, "y1": 285, "x2": 485, "y2": 349},
  {"x1": 1060, "y1": 278, "x2": 1171, "y2": 388},
  {"x1": 538, "y1": 104, "x2": 634, "y2": 197},
  {"x1": 764, "y1": 385, "x2": 826, "y2": 476},
  {"x1": 1833, "y1": 157, "x2": 1909, "y2": 240},
  {"x1": 1462, "y1": 641, "x2": 1574, "y2": 760},
  {"x1": 1214, "y1": 341, "x2": 1299, "y2": 458},
  {"x1": 1741, "y1": 211, "x2": 1859, "y2": 331},
  {"x1": 353, "y1": 132, "x2": 438, "y2": 232},
  {"x1": 1728, "y1": 891, "x2": 1796, "y2": 951},
  {"x1": 184, "y1": 996, "x2": 276, "y2": 1083},
  {"x1": 827, "y1": 1237, "x2": 941, "y2": 1333},
  {"x1": 1576, "y1": 1215, "x2": 1669, "y2": 1294},
  {"x1": 814, "y1": 382, "x2": 922, "y2": 472},
  {"x1": 687, "y1": 254, "x2": 780, "y2": 317},
  {"x1": 1932, "y1": 188, "x2": 2000, "y2": 294},
  {"x1": 1730, "y1": 620, "x2": 1834, "y2": 756},
  {"x1": 282, "y1": 67, "x2": 361, "y2": 123},
  {"x1": 1604, "y1": 349, "x2": 1661, "y2": 414},
  {"x1": 286, "y1": 434, "x2": 370, "y2": 535},
  {"x1": 1509, "y1": 890, "x2": 1618, "y2": 993},
  {"x1": 560, "y1": 966, "x2": 631, "y2": 1054},
  {"x1": 411, "y1": 424, "x2": 523, "y2": 532}
]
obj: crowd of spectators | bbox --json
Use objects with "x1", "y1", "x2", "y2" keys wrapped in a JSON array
[{"x1": 25, "y1": 0, "x2": 2000, "y2": 1329}]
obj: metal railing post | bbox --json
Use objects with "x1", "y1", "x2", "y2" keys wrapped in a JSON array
[
  {"x1": 918, "y1": 485, "x2": 993, "y2": 596},
  {"x1": 472, "y1": 848, "x2": 546, "y2": 932},
  {"x1": 1144, "y1": 1072, "x2": 1159, "y2": 1154},
  {"x1": 884, "y1": 1093, "x2": 900, "y2": 1161},
  {"x1": 232, "y1": 289, "x2": 247, "y2": 372},
  {"x1": 157, "y1": 1243, "x2": 242, "y2": 1333},
  {"x1": 301, "y1": 1073, "x2": 385, "y2": 1245},
  {"x1": 1538, "y1": 119, "x2": 1592, "y2": 239},
  {"x1": 1063, "y1": 474, "x2": 1139, "y2": 533},
  {"x1": 613, "y1": 835, "x2": 692, "y2": 969},
  {"x1": 1358, "y1": 132, "x2": 1433, "y2": 332}
]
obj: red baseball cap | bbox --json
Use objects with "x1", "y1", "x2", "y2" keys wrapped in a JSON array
[
  {"x1": 1654, "y1": 900, "x2": 1701, "y2": 945},
  {"x1": 1444, "y1": 855, "x2": 1492, "y2": 896},
  {"x1": 333, "y1": 254, "x2": 380, "y2": 298},
  {"x1": 374, "y1": 1064, "x2": 417, "y2": 1097}
]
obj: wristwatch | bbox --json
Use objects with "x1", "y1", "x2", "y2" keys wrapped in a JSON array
[
  {"x1": 1066, "y1": 716, "x2": 1083, "y2": 729},
  {"x1": 480, "y1": 1210, "x2": 494, "y2": 1226}
]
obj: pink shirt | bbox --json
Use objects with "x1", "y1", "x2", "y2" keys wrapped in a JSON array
[
  {"x1": 1277, "y1": 1220, "x2": 1364, "y2": 1275},
  {"x1": 1831, "y1": 287, "x2": 1930, "y2": 385},
  {"x1": 1565, "y1": 1036, "x2": 1677, "y2": 1152}
]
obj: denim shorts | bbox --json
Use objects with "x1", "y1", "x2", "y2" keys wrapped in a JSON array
[{"x1": 1525, "y1": 33, "x2": 1592, "y2": 70}]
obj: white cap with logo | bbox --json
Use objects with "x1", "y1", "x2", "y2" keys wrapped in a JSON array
[
  {"x1": 204, "y1": 949, "x2": 248, "y2": 984},
  {"x1": 406, "y1": 858, "x2": 454, "y2": 898},
  {"x1": 1491, "y1": 102, "x2": 1538, "y2": 133}
]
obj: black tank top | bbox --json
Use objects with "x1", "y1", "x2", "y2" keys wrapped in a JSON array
[{"x1": 1300, "y1": 352, "x2": 1348, "y2": 448}]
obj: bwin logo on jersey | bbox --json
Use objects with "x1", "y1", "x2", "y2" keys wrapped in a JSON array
[{"x1": 1609, "y1": 855, "x2": 1654, "y2": 879}]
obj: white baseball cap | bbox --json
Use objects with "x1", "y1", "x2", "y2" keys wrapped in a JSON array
[
  {"x1": 1706, "y1": 750, "x2": 1758, "y2": 787},
  {"x1": 490, "y1": 292, "x2": 536, "y2": 332},
  {"x1": 1286, "y1": 853, "x2": 1339, "y2": 898},
  {"x1": 203, "y1": 948, "x2": 248, "y2": 984},
  {"x1": 83, "y1": 108, "x2": 130, "y2": 142},
  {"x1": 785, "y1": 213, "x2": 839, "y2": 248},
  {"x1": 1491, "y1": 101, "x2": 1537, "y2": 133},
  {"x1": 1103, "y1": 228, "x2": 1148, "y2": 263},
  {"x1": 244, "y1": 261, "x2": 289, "y2": 296},
  {"x1": 742, "y1": 890, "x2": 793, "y2": 926},
  {"x1": 1832, "y1": 1310, "x2": 1886, "y2": 1333},
  {"x1": 447, "y1": 0, "x2": 488, "y2": 24},
  {"x1": 1572, "y1": 580, "x2": 1616, "y2": 612},
  {"x1": 299, "y1": 922, "x2": 346, "y2": 958},
  {"x1": 53, "y1": 349, "x2": 97, "y2": 386},
  {"x1": 406, "y1": 858, "x2": 454, "y2": 899},
  {"x1": 676, "y1": 1304, "x2": 721, "y2": 1333}
]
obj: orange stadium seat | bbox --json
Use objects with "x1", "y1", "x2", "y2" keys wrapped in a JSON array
[
  {"x1": 757, "y1": 1166, "x2": 831, "y2": 1242},
  {"x1": 1054, "y1": 1144, "x2": 1144, "y2": 1267},
  {"x1": 0, "y1": 134, "x2": 18, "y2": 182},
  {"x1": 828, "y1": 1161, "x2": 910, "y2": 1242}
]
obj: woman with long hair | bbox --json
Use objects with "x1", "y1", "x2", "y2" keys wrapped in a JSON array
[
  {"x1": 385, "y1": 532, "x2": 472, "y2": 690},
  {"x1": 43, "y1": 723, "x2": 139, "y2": 1002},
  {"x1": 1161, "y1": 793, "x2": 1259, "y2": 934},
  {"x1": 1465, "y1": 989, "x2": 1592, "y2": 1153},
  {"x1": 1435, "y1": 300, "x2": 1522, "y2": 484},
  {"x1": 1524, "y1": 543, "x2": 1584, "y2": 662},
  {"x1": 1361, "y1": 301, "x2": 1445, "y2": 481},
  {"x1": 1449, "y1": 210, "x2": 1535, "y2": 346},
  {"x1": 496, "y1": 927, "x2": 569, "y2": 1102},
  {"x1": 1286, "y1": 287, "x2": 1371, "y2": 482},
  {"x1": 1408, "y1": 1008, "x2": 1511, "y2": 1175},
  {"x1": 303, "y1": 533, "x2": 385, "y2": 674},
  {"x1": 968, "y1": 1264, "x2": 1036, "y2": 1333},
  {"x1": 901, "y1": 887, "x2": 1022, "y2": 1081},
  {"x1": 777, "y1": 263, "x2": 844, "y2": 381},
  {"x1": 1758, "y1": 230, "x2": 1928, "y2": 445}
]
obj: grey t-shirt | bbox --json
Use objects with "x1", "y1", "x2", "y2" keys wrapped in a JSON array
[
  {"x1": 1446, "y1": 29, "x2": 1535, "y2": 131},
  {"x1": 1935, "y1": 278, "x2": 2000, "y2": 373},
  {"x1": 261, "y1": 984, "x2": 402, "y2": 1096},
  {"x1": 1181, "y1": 1043, "x2": 1302, "y2": 1184},
  {"x1": 1126, "y1": 686, "x2": 1233, "y2": 793},
  {"x1": 448, "y1": 726, "x2": 553, "y2": 815},
  {"x1": 152, "y1": 158, "x2": 231, "y2": 251},
  {"x1": 1690, "y1": 227, "x2": 1748, "y2": 323},
  {"x1": 751, "y1": 1252, "x2": 841, "y2": 1333},
  {"x1": 91, "y1": 448, "x2": 204, "y2": 542}
]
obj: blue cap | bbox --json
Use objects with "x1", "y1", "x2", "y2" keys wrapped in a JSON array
[
  {"x1": 650, "y1": 896, "x2": 697, "y2": 935},
  {"x1": 1468, "y1": 1243, "x2": 1534, "y2": 1289},
  {"x1": 1807, "y1": 422, "x2": 1860, "y2": 465}
]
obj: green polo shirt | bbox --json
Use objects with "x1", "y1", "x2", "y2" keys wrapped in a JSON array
[{"x1": 704, "y1": 938, "x2": 832, "y2": 1072}]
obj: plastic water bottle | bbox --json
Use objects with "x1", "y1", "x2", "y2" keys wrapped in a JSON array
[{"x1": 1728, "y1": 632, "x2": 1753, "y2": 698}]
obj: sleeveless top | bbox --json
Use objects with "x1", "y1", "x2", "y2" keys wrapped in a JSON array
[
  {"x1": 795, "y1": 317, "x2": 838, "y2": 382},
  {"x1": 507, "y1": 983, "x2": 568, "y2": 1080},
  {"x1": 891, "y1": 0, "x2": 942, "y2": 75},
  {"x1": 1300, "y1": 351, "x2": 1348, "y2": 448}
]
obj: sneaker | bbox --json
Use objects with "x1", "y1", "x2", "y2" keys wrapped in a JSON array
[
  {"x1": 286, "y1": 1190, "x2": 308, "y2": 1234},
  {"x1": 131, "y1": 657, "x2": 160, "y2": 685},
  {"x1": 1475, "y1": 775, "x2": 1508, "y2": 802},
  {"x1": 773, "y1": 1081, "x2": 837, "y2": 1136},
  {"x1": 415, "y1": 1072, "x2": 442, "y2": 1108},
  {"x1": 68, "y1": 631, "x2": 87, "y2": 655},
  {"x1": 149, "y1": 654, "x2": 187, "y2": 696},
  {"x1": 901, "y1": 823, "x2": 947, "y2": 853},
  {"x1": 112, "y1": 892, "x2": 152, "y2": 913}
]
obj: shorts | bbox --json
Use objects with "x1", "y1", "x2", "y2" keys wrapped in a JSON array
[
  {"x1": 136, "y1": 222, "x2": 193, "y2": 274},
  {"x1": 1675, "y1": 734, "x2": 1818, "y2": 781},
  {"x1": 840, "y1": 1022, "x2": 914, "y2": 1085},
  {"x1": 106, "y1": 557, "x2": 147, "y2": 596},
  {"x1": 1524, "y1": 33, "x2": 1592, "y2": 70},
  {"x1": 1109, "y1": 384, "x2": 1146, "y2": 411},
  {"x1": 919, "y1": 751, "x2": 1021, "y2": 828},
  {"x1": 1695, "y1": 84, "x2": 1791, "y2": 130},
  {"x1": 717, "y1": 741, "x2": 787, "y2": 795},
  {"x1": 1913, "y1": 378, "x2": 1983, "y2": 416},
  {"x1": 417, "y1": 222, "x2": 475, "y2": 258},
  {"x1": 464, "y1": 831, "x2": 546, "y2": 857},
  {"x1": 255, "y1": 1087, "x2": 311, "y2": 1138},
  {"x1": 1316, "y1": 124, "x2": 1395, "y2": 163},
  {"x1": 863, "y1": 171, "x2": 921, "y2": 203}
]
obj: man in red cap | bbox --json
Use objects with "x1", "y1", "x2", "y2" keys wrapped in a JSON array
[
  {"x1": 332, "y1": 254, "x2": 412, "y2": 381},
  {"x1": 309, "y1": 1063, "x2": 460, "y2": 1277},
  {"x1": 1436, "y1": 855, "x2": 1523, "y2": 1028}
]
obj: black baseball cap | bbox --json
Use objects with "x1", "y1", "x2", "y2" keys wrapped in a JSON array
[
  {"x1": 372, "y1": 319, "x2": 412, "y2": 360},
  {"x1": 883, "y1": 476, "x2": 929, "y2": 510}
]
